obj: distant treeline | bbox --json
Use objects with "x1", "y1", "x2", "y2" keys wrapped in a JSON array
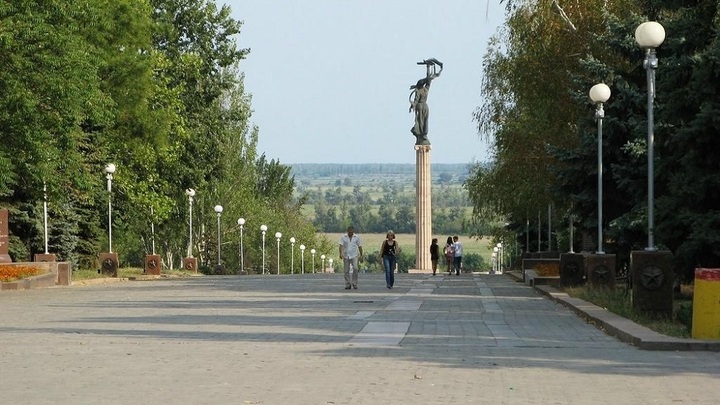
[{"x1": 290, "y1": 163, "x2": 478, "y2": 177}]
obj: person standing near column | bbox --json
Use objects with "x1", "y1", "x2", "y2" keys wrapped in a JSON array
[
  {"x1": 339, "y1": 226, "x2": 363, "y2": 290},
  {"x1": 444, "y1": 236, "x2": 454, "y2": 275},
  {"x1": 452, "y1": 235, "x2": 463, "y2": 276},
  {"x1": 430, "y1": 238, "x2": 439, "y2": 275}
]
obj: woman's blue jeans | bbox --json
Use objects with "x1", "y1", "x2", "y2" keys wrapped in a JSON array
[{"x1": 383, "y1": 254, "x2": 396, "y2": 287}]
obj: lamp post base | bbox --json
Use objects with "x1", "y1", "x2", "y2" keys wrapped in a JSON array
[
  {"x1": 144, "y1": 254, "x2": 161, "y2": 275},
  {"x1": 99, "y1": 252, "x2": 119, "y2": 277},
  {"x1": 183, "y1": 257, "x2": 198, "y2": 273},
  {"x1": 34, "y1": 253, "x2": 57, "y2": 262}
]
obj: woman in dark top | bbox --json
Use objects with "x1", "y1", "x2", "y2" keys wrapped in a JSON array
[
  {"x1": 444, "y1": 236, "x2": 454, "y2": 274},
  {"x1": 380, "y1": 230, "x2": 399, "y2": 289},
  {"x1": 430, "y1": 238, "x2": 439, "y2": 275}
]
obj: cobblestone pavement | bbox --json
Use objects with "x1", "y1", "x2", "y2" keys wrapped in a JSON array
[{"x1": 0, "y1": 273, "x2": 718, "y2": 404}]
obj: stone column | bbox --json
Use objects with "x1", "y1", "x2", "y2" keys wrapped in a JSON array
[
  {"x1": 0, "y1": 209, "x2": 11, "y2": 263},
  {"x1": 415, "y1": 144, "x2": 432, "y2": 271}
]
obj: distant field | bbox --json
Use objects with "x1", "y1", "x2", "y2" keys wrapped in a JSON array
[{"x1": 321, "y1": 232, "x2": 491, "y2": 259}]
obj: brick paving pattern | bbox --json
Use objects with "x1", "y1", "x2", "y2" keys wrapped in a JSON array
[{"x1": 0, "y1": 273, "x2": 718, "y2": 404}]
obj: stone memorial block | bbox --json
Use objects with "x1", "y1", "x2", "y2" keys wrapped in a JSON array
[
  {"x1": 560, "y1": 253, "x2": 585, "y2": 287},
  {"x1": 99, "y1": 252, "x2": 118, "y2": 277},
  {"x1": 34, "y1": 253, "x2": 57, "y2": 262},
  {"x1": 183, "y1": 257, "x2": 198, "y2": 273},
  {"x1": 0, "y1": 209, "x2": 11, "y2": 263},
  {"x1": 145, "y1": 254, "x2": 162, "y2": 275},
  {"x1": 57, "y1": 262, "x2": 71, "y2": 286},
  {"x1": 586, "y1": 254, "x2": 616, "y2": 288},
  {"x1": 631, "y1": 250, "x2": 673, "y2": 316}
]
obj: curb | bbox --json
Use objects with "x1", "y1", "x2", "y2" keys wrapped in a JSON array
[{"x1": 505, "y1": 271, "x2": 720, "y2": 351}]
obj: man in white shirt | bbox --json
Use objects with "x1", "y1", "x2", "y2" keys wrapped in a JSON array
[
  {"x1": 453, "y1": 235, "x2": 463, "y2": 276},
  {"x1": 339, "y1": 226, "x2": 364, "y2": 289}
]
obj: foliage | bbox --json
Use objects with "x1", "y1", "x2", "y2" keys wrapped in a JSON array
[
  {"x1": 0, "y1": 0, "x2": 321, "y2": 272},
  {"x1": 471, "y1": 0, "x2": 720, "y2": 279},
  {"x1": 0, "y1": 265, "x2": 45, "y2": 282},
  {"x1": 564, "y1": 284, "x2": 691, "y2": 338}
]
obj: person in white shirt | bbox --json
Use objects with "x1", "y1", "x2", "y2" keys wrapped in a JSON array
[
  {"x1": 452, "y1": 235, "x2": 463, "y2": 276},
  {"x1": 339, "y1": 226, "x2": 364, "y2": 289}
]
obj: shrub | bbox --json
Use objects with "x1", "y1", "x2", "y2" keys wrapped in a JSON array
[{"x1": 0, "y1": 265, "x2": 45, "y2": 282}]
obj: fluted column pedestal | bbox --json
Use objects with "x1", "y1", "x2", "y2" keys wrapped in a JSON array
[{"x1": 414, "y1": 144, "x2": 432, "y2": 272}]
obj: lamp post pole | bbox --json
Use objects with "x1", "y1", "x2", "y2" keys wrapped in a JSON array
[
  {"x1": 289, "y1": 237, "x2": 296, "y2": 274},
  {"x1": 321, "y1": 254, "x2": 326, "y2": 273},
  {"x1": 105, "y1": 163, "x2": 116, "y2": 253},
  {"x1": 635, "y1": 21, "x2": 665, "y2": 251},
  {"x1": 260, "y1": 225, "x2": 267, "y2": 274},
  {"x1": 185, "y1": 189, "x2": 195, "y2": 257},
  {"x1": 311, "y1": 249, "x2": 316, "y2": 273},
  {"x1": 275, "y1": 232, "x2": 282, "y2": 275},
  {"x1": 214, "y1": 205, "x2": 223, "y2": 267},
  {"x1": 237, "y1": 218, "x2": 245, "y2": 274},
  {"x1": 590, "y1": 83, "x2": 611, "y2": 254},
  {"x1": 493, "y1": 247, "x2": 498, "y2": 273},
  {"x1": 328, "y1": 258, "x2": 333, "y2": 272},
  {"x1": 299, "y1": 244, "x2": 305, "y2": 274},
  {"x1": 43, "y1": 181, "x2": 49, "y2": 254}
]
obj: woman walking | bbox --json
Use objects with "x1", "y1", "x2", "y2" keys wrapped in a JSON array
[{"x1": 380, "y1": 230, "x2": 399, "y2": 289}]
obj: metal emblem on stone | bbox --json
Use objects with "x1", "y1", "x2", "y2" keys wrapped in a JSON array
[
  {"x1": 564, "y1": 262, "x2": 580, "y2": 276},
  {"x1": 639, "y1": 265, "x2": 665, "y2": 290},
  {"x1": 591, "y1": 265, "x2": 610, "y2": 285}
]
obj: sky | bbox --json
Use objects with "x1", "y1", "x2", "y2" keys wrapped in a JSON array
[{"x1": 221, "y1": 1, "x2": 507, "y2": 164}]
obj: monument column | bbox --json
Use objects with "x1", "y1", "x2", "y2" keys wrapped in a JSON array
[{"x1": 415, "y1": 144, "x2": 432, "y2": 271}]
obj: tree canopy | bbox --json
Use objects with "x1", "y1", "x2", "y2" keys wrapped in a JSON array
[
  {"x1": 469, "y1": 0, "x2": 720, "y2": 278},
  {"x1": 0, "y1": 0, "x2": 326, "y2": 273}
]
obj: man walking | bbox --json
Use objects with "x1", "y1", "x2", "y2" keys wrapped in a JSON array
[{"x1": 339, "y1": 226, "x2": 364, "y2": 289}]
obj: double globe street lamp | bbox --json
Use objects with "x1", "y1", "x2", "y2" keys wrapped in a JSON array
[
  {"x1": 635, "y1": 21, "x2": 666, "y2": 251},
  {"x1": 589, "y1": 83, "x2": 611, "y2": 254},
  {"x1": 275, "y1": 232, "x2": 282, "y2": 275},
  {"x1": 310, "y1": 249, "x2": 316, "y2": 273},
  {"x1": 260, "y1": 224, "x2": 268, "y2": 274},
  {"x1": 299, "y1": 244, "x2": 306, "y2": 274},
  {"x1": 105, "y1": 163, "x2": 116, "y2": 253},
  {"x1": 237, "y1": 217, "x2": 245, "y2": 274},
  {"x1": 289, "y1": 237, "x2": 296, "y2": 274},
  {"x1": 214, "y1": 205, "x2": 223, "y2": 271}
]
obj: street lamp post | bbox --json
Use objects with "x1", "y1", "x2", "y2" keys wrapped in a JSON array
[
  {"x1": 321, "y1": 254, "x2": 326, "y2": 273},
  {"x1": 105, "y1": 163, "x2": 116, "y2": 253},
  {"x1": 43, "y1": 181, "x2": 49, "y2": 254},
  {"x1": 496, "y1": 242, "x2": 503, "y2": 273},
  {"x1": 635, "y1": 21, "x2": 665, "y2": 251},
  {"x1": 491, "y1": 252, "x2": 497, "y2": 274},
  {"x1": 214, "y1": 205, "x2": 223, "y2": 268},
  {"x1": 493, "y1": 246, "x2": 499, "y2": 273},
  {"x1": 310, "y1": 249, "x2": 316, "y2": 273},
  {"x1": 299, "y1": 244, "x2": 305, "y2": 274},
  {"x1": 237, "y1": 218, "x2": 245, "y2": 274},
  {"x1": 275, "y1": 232, "x2": 282, "y2": 274},
  {"x1": 260, "y1": 225, "x2": 267, "y2": 274},
  {"x1": 328, "y1": 258, "x2": 333, "y2": 272},
  {"x1": 185, "y1": 189, "x2": 195, "y2": 257},
  {"x1": 590, "y1": 83, "x2": 611, "y2": 254},
  {"x1": 289, "y1": 237, "x2": 296, "y2": 274}
]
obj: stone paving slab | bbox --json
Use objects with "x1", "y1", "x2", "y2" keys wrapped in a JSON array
[{"x1": 0, "y1": 273, "x2": 718, "y2": 404}]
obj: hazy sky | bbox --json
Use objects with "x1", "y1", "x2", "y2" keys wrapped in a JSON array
[{"x1": 222, "y1": 0, "x2": 506, "y2": 164}]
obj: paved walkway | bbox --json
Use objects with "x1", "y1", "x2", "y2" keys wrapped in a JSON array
[{"x1": 0, "y1": 273, "x2": 718, "y2": 404}]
